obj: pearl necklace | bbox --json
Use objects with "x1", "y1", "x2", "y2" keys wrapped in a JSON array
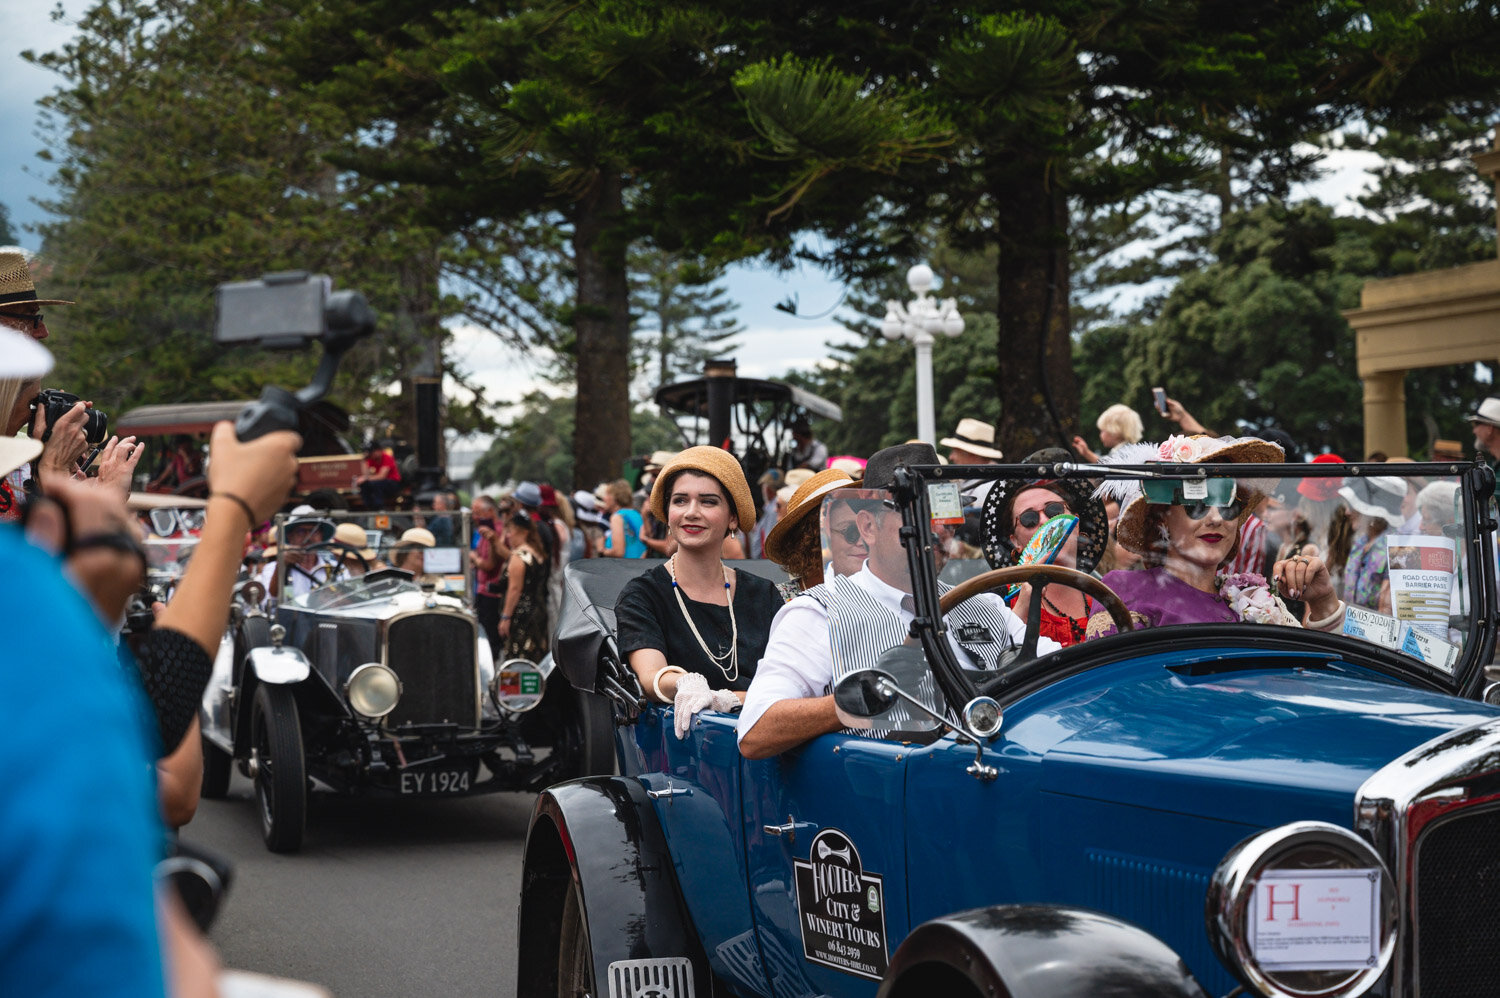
[{"x1": 667, "y1": 553, "x2": 739, "y2": 682}]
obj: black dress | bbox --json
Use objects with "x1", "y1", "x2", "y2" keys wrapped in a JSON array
[
  {"x1": 615, "y1": 564, "x2": 782, "y2": 691},
  {"x1": 500, "y1": 548, "x2": 551, "y2": 660}
]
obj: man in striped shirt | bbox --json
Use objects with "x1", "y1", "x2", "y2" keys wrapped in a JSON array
[{"x1": 738, "y1": 443, "x2": 1057, "y2": 759}]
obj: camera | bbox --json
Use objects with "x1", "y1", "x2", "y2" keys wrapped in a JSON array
[
  {"x1": 30, "y1": 388, "x2": 109, "y2": 444},
  {"x1": 213, "y1": 271, "x2": 375, "y2": 441}
]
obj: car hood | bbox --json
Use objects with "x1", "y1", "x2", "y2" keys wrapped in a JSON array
[{"x1": 1015, "y1": 657, "x2": 1500, "y2": 828}]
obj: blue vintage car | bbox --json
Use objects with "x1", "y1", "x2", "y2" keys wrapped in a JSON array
[{"x1": 519, "y1": 459, "x2": 1500, "y2": 998}]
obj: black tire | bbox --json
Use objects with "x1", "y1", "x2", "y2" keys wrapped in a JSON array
[
  {"x1": 252, "y1": 684, "x2": 306, "y2": 853},
  {"x1": 556, "y1": 880, "x2": 595, "y2": 998},
  {"x1": 201, "y1": 732, "x2": 232, "y2": 799}
]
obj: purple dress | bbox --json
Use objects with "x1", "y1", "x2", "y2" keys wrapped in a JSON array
[{"x1": 1086, "y1": 567, "x2": 1237, "y2": 638}]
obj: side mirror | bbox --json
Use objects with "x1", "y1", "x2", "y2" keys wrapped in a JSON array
[{"x1": 833, "y1": 668, "x2": 901, "y2": 721}]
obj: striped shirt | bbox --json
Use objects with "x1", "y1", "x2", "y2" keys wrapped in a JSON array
[
  {"x1": 1227, "y1": 513, "x2": 1268, "y2": 578},
  {"x1": 738, "y1": 564, "x2": 1056, "y2": 743}
]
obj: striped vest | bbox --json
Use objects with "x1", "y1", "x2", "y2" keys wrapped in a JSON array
[{"x1": 803, "y1": 573, "x2": 1018, "y2": 739}]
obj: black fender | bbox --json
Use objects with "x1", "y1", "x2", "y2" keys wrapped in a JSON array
[
  {"x1": 517, "y1": 777, "x2": 711, "y2": 997},
  {"x1": 230, "y1": 616, "x2": 347, "y2": 756},
  {"x1": 877, "y1": 905, "x2": 1208, "y2": 998}
]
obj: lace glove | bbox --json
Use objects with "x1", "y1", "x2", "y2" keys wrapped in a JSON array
[{"x1": 671, "y1": 673, "x2": 741, "y2": 739}]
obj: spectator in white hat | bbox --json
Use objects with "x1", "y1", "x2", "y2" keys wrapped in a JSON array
[{"x1": 1467, "y1": 396, "x2": 1500, "y2": 462}]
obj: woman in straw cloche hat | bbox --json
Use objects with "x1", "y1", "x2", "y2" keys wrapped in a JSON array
[
  {"x1": 762, "y1": 468, "x2": 856, "y2": 594},
  {"x1": 1087, "y1": 434, "x2": 1346, "y2": 637},
  {"x1": 614, "y1": 446, "x2": 784, "y2": 739}
]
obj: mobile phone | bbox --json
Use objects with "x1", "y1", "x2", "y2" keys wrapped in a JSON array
[
  {"x1": 214, "y1": 272, "x2": 331, "y2": 349},
  {"x1": 1152, "y1": 387, "x2": 1168, "y2": 416}
]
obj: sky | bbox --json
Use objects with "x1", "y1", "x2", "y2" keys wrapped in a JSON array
[{"x1": 3, "y1": 2, "x2": 1386, "y2": 429}]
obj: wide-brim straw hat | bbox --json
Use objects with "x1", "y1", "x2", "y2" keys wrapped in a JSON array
[
  {"x1": 0, "y1": 251, "x2": 73, "y2": 308},
  {"x1": 645, "y1": 450, "x2": 678, "y2": 472},
  {"x1": 763, "y1": 468, "x2": 855, "y2": 565},
  {"x1": 940, "y1": 417, "x2": 1003, "y2": 460},
  {"x1": 0, "y1": 328, "x2": 54, "y2": 379},
  {"x1": 394, "y1": 527, "x2": 436, "y2": 548},
  {"x1": 648, "y1": 445, "x2": 756, "y2": 533},
  {"x1": 332, "y1": 522, "x2": 376, "y2": 561},
  {"x1": 0, "y1": 437, "x2": 42, "y2": 478},
  {"x1": 783, "y1": 468, "x2": 815, "y2": 490},
  {"x1": 981, "y1": 476, "x2": 1109, "y2": 574},
  {"x1": 285, "y1": 504, "x2": 335, "y2": 543},
  {"x1": 1468, "y1": 397, "x2": 1500, "y2": 427},
  {"x1": 1338, "y1": 476, "x2": 1406, "y2": 526},
  {"x1": 1102, "y1": 435, "x2": 1285, "y2": 555}
]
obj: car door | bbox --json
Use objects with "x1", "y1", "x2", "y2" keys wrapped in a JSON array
[{"x1": 742, "y1": 734, "x2": 910, "y2": 998}]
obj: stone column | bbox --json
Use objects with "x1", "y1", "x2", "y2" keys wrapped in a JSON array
[{"x1": 1362, "y1": 369, "x2": 1408, "y2": 458}]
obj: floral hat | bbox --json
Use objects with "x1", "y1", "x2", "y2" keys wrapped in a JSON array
[{"x1": 1095, "y1": 434, "x2": 1285, "y2": 556}]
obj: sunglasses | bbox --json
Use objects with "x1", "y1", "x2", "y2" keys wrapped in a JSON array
[
  {"x1": 1180, "y1": 499, "x2": 1245, "y2": 521},
  {"x1": 1015, "y1": 501, "x2": 1068, "y2": 530},
  {"x1": 832, "y1": 522, "x2": 865, "y2": 545},
  {"x1": 0, "y1": 311, "x2": 43, "y2": 329}
]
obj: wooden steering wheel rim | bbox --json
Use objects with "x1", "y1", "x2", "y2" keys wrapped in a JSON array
[{"x1": 939, "y1": 564, "x2": 1134, "y2": 633}]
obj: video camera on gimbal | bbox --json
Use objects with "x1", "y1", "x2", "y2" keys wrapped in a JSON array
[{"x1": 213, "y1": 271, "x2": 376, "y2": 441}]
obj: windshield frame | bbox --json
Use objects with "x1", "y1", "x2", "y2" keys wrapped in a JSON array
[{"x1": 890, "y1": 460, "x2": 1498, "y2": 709}]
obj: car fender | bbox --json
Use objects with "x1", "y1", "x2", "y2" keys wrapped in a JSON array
[
  {"x1": 876, "y1": 905, "x2": 1208, "y2": 998},
  {"x1": 518, "y1": 777, "x2": 711, "y2": 997},
  {"x1": 247, "y1": 644, "x2": 311, "y2": 685}
]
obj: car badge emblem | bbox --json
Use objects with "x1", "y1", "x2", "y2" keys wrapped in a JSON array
[{"x1": 956, "y1": 623, "x2": 993, "y2": 644}]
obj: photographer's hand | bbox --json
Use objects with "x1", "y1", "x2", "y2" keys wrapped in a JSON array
[
  {"x1": 93, "y1": 435, "x2": 144, "y2": 498},
  {"x1": 204, "y1": 420, "x2": 301, "y2": 523},
  {"x1": 33, "y1": 401, "x2": 91, "y2": 489},
  {"x1": 155, "y1": 421, "x2": 301, "y2": 658}
]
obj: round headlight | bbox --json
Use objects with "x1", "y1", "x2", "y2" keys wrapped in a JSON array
[
  {"x1": 490, "y1": 658, "x2": 546, "y2": 714},
  {"x1": 346, "y1": 663, "x2": 402, "y2": 719},
  {"x1": 240, "y1": 580, "x2": 266, "y2": 607},
  {"x1": 1207, "y1": 821, "x2": 1396, "y2": 998}
]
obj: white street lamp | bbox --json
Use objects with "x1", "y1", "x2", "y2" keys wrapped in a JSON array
[{"x1": 880, "y1": 263, "x2": 965, "y2": 446}]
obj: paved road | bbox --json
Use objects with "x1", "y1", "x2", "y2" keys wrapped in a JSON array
[{"x1": 185, "y1": 772, "x2": 536, "y2": 998}]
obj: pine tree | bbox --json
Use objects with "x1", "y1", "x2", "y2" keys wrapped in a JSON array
[{"x1": 630, "y1": 248, "x2": 742, "y2": 403}]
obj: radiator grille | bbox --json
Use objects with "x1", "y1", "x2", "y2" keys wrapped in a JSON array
[
  {"x1": 1417, "y1": 805, "x2": 1500, "y2": 997},
  {"x1": 385, "y1": 613, "x2": 478, "y2": 727}
]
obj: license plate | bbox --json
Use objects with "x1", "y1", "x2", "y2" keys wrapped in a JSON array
[{"x1": 399, "y1": 765, "x2": 473, "y2": 795}]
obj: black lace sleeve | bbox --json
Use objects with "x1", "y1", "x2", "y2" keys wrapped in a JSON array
[{"x1": 128, "y1": 627, "x2": 213, "y2": 754}]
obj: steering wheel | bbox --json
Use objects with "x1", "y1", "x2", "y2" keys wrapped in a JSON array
[
  {"x1": 938, "y1": 564, "x2": 1133, "y2": 693},
  {"x1": 298, "y1": 539, "x2": 371, "y2": 584}
]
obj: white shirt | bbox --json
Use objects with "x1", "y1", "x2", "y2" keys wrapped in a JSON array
[
  {"x1": 258, "y1": 558, "x2": 327, "y2": 602},
  {"x1": 737, "y1": 564, "x2": 1058, "y2": 741}
]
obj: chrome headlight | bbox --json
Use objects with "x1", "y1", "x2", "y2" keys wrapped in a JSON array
[
  {"x1": 239, "y1": 580, "x2": 266, "y2": 607},
  {"x1": 345, "y1": 663, "x2": 402, "y2": 719},
  {"x1": 1207, "y1": 821, "x2": 1396, "y2": 998},
  {"x1": 490, "y1": 658, "x2": 546, "y2": 714}
]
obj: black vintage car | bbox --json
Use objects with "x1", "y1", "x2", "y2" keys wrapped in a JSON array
[{"x1": 199, "y1": 512, "x2": 613, "y2": 852}]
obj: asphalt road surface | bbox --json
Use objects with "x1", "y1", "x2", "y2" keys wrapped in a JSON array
[{"x1": 186, "y1": 772, "x2": 536, "y2": 998}]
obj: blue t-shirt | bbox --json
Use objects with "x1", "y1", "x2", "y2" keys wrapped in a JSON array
[
  {"x1": 0, "y1": 527, "x2": 165, "y2": 996},
  {"x1": 606, "y1": 508, "x2": 648, "y2": 558}
]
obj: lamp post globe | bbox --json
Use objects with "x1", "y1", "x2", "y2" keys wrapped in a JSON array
[
  {"x1": 906, "y1": 264, "x2": 935, "y2": 296},
  {"x1": 877, "y1": 262, "x2": 965, "y2": 445}
]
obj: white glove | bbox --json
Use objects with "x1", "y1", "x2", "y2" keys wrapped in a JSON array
[{"x1": 671, "y1": 672, "x2": 742, "y2": 739}]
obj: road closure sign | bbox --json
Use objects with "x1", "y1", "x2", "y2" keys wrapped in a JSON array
[{"x1": 1250, "y1": 869, "x2": 1382, "y2": 972}]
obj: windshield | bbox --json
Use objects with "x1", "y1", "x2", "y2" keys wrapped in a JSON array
[
  {"x1": 847, "y1": 460, "x2": 1494, "y2": 691},
  {"x1": 296, "y1": 572, "x2": 422, "y2": 610},
  {"x1": 267, "y1": 508, "x2": 475, "y2": 605}
]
